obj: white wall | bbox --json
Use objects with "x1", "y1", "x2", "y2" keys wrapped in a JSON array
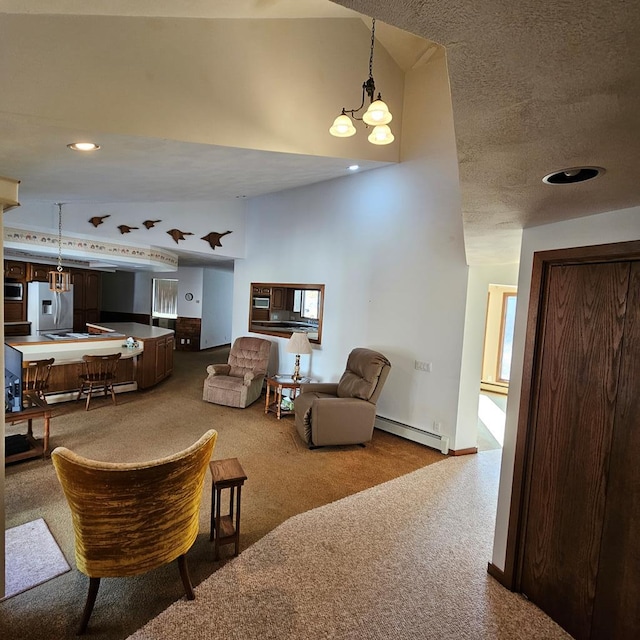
[
  {"x1": 201, "y1": 267, "x2": 234, "y2": 349},
  {"x1": 232, "y1": 51, "x2": 473, "y2": 446},
  {"x1": 491, "y1": 205, "x2": 640, "y2": 570}
]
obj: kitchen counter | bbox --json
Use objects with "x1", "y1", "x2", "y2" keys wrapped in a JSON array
[{"x1": 86, "y1": 322, "x2": 174, "y2": 340}]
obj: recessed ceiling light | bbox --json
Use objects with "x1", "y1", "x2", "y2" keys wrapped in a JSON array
[
  {"x1": 542, "y1": 166, "x2": 605, "y2": 185},
  {"x1": 348, "y1": 165, "x2": 360, "y2": 171},
  {"x1": 67, "y1": 142, "x2": 100, "y2": 151}
]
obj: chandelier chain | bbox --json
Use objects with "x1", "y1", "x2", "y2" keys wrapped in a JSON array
[
  {"x1": 368, "y1": 18, "x2": 376, "y2": 79},
  {"x1": 56, "y1": 202, "x2": 63, "y2": 274}
]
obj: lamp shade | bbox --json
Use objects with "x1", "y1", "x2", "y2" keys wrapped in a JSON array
[
  {"x1": 329, "y1": 114, "x2": 356, "y2": 138},
  {"x1": 363, "y1": 99, "x2": 392, "y2": 126},
  {"x1": 286, "y1": 332, "x2": 312, "y2": 355},
  {"x1": 368, "y1": 124, "x2": 395, "y2": 145}
]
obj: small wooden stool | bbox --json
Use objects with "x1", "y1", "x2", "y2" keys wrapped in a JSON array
[{"x1": 209, "y1": 458, "x2": 247, "y2": 560}]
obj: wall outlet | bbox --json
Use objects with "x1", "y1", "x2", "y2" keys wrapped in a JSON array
[
  {"x1": 432, "y1": 421, "x2": 442, "y2": 434},
  {"x1": 414, "y1": 360, "x2": 432, "y2": 372}
]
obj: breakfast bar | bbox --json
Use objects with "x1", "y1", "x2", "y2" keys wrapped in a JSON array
[{"x1": 6, "y1": 322, "x2": 174, "y2": 403}]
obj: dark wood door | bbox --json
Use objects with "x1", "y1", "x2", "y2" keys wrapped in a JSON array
[
  {"x1": 519, "y1": 262, "x2": 630, "y2": 639},
  {"x1": 590, "y1": 261, "x2": 640, "y2": 639}
]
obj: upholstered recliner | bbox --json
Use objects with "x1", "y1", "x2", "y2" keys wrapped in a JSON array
[
  {"x1": 203, "y1": 336, "x2": 272, "y2": 408},
  {"x1": 51, "y1": 429, "x2": 217, "y2": 634},
  {"x1": 294, "y1": 348, "x2": 391, "y2": 448}
]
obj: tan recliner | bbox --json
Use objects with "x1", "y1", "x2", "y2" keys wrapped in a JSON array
[
  {"x1": 202, "y1": 336, "x2": 272, "y2": 408},
  {"x1": 294, "y1": 348, "x2": 391, "y2": 448}
]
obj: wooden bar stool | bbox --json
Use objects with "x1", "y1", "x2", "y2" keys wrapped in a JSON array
[{"x1": 209, "y1": 458, "x2": 247, "y2": 560}]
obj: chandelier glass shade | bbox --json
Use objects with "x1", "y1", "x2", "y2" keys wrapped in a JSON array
[{"x1": 329, "y1": 18, "x2": 394, "y2": 146}]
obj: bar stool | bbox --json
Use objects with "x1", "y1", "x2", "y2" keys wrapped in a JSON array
[
  {"x1": 209, "y1": 458, "x2": 247, "y2": 560},
  {"x1": 23, "y1": 358, "x2": 55, "y2": 404},
  {"x1": 77, "y1": 353, "x2": 122, "y2": 410}
]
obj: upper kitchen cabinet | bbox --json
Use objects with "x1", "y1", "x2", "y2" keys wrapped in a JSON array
[
  {"x1": 27, "y1": 263, "x2": 52, "y2": 282},
  {"x1": 5, "y1": 260, "x2": 26, "y2": 280},
  {"x1": 71, "y1": 269, "x2": 102, "y2": 331}
]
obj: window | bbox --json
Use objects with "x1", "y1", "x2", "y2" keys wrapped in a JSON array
[
  {"x1": 152, "y1": 278, "x2": 178, "y2": 319},
  {"x1": 301, "y1": 289, "x2": 319, "y2": 320},
  {"x1": 497, "y1": 293, "x2": 517, "y2": 382}
]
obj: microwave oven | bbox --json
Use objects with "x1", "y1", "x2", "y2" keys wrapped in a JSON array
[
  {"x1": 253, "y1": 297, "x2": 270, "y2": 309},
  {"x1": 4, "y1": 281, "x2": 23, "y2": 301}
]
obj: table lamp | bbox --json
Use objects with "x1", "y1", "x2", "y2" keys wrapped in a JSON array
[{"x1": 286, "y1": 332, "x2": 312, "y2": 381}]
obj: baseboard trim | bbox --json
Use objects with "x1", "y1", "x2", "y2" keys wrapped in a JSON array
[
  {"x1": 448, "y1": 446, "x2": 478, "y2": 456},
  {"x1": 487, "y1": 562, "x2": 510, "y2": 589}
]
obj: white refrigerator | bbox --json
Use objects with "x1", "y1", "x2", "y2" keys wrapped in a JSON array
[{"x1": 27, "y1": 281, "x2": 74, "y2": 334}]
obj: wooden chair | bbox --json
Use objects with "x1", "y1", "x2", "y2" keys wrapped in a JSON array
[
  {"x1": 22, "y1": 358, "x2": 55, "y2": 405},
  {"x1": 51, "y1": 430, "x2": 218, "y2": 634},
  {"x1": 77, "y1": 352, "x2": 122, "y2": 410}
]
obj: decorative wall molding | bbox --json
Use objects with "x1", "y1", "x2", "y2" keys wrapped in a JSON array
[{"x1": 4, "y1": 226, "x2": 178, "y2": 270}]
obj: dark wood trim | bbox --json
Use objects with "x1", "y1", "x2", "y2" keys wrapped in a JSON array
[
  {"x1": 502, "y1": 238, "x2": 640, "y2": 592},
  {"x1": 487, "y1": 562, "x2": 509, "y2": 587},
  {"x1": 448, "y1": 446, "x2": 478, "y2": 456}
]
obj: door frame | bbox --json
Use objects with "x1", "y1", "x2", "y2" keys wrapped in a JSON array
[{"x1": 497, "y1": 239, "x2": 640, "y2": 590}]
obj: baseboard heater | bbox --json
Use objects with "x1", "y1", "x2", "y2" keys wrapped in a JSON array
[{"x1": 375, "y1": 416, "x2": 450, "y2": 454}]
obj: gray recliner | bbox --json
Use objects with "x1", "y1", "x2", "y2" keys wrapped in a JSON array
[
  {"x1": 294, "y1": 348, "x2": 391, "y2": 448},
  {"x1": 203, "y1": 337, "x2": 272, "y2": 408}
]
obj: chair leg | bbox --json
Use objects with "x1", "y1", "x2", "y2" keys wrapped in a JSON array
[
  {"x1": 177, "y1": 554, "x2": 195, "y2": 600},
  {"x1": 78, "y1": 576, "x2": 101, "y2": 635},
  {"x1": 109, "y1": 383, "x2": 117, "y2": 405},
  {"x1": 85, "y1": 384, "x2": 92, "y2": 411}
]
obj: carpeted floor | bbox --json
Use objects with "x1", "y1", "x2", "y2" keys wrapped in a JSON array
[
  {"x1": 127, "y1": 450, "x2": 571, "y2": 640},
  {"x1": 2, "y1": 348, "x2": 446, "y2": 640}
]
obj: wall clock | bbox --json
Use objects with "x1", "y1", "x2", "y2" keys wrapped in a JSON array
[{"x1": 185, "y1": 292, "x2": 194, "y2": 301}]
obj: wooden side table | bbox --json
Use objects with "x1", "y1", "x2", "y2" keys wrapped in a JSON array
[
  {"x1": 4, "y1": 393, "x2": 52, "y2": 465},
  {"x1": 209, "y1": 458, "x2": 247, "y2": 560},
  {"x1": 264, "y1": 374, "x2": 311, "y2": 419}
]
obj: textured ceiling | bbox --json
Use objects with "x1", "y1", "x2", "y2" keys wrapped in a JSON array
[
  {"x1": 2, "y1": 0, "x2": 639, "y2": 266},
  {"x1": 338, "y1": 0, "x2": 640, "y2": 263}
]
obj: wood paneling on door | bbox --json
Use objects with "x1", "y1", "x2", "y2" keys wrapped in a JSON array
[
  {"x1": 519, "y1": 262, "x2": 630, "y2": 639},
  {"x1": 590, "y1": 261, "x2": 640, "y2": 638}
]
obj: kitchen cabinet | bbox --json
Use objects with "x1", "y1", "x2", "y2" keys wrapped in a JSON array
[
  {"x1": 4, "y1": 260, "x2": 27, "y2": 323},
  {"x1": 71, "y1": 269, "x2": 101, "y2": 332},
  {"x1": 27, "y1": 263, "x2": 51, "y2": 282},
  {"x1": 5, "y1": 260, "x2": 26, "y2": 279},
  {"x1": 271, "y1": 287, "x2": 285, "y2": 310},
  {"x1": 138, "y1": 334, "x2": 174, "y2": 389}
]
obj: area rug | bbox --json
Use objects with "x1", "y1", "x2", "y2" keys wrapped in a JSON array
[{"x1": 2, "y1": 518, "x2": 71, "y2": 601}]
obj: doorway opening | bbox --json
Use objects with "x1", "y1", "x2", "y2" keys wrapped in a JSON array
[{"x1": 477, "y1": 283, "x2": 517, "y2": 451}]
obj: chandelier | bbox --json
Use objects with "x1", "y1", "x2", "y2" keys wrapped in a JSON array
[
  {"x1": 49, "y1": 202, "x2": 71, "y2": 293},
  {"x1": 329, "y1": 18, "x2": 394, "y2": 145}
]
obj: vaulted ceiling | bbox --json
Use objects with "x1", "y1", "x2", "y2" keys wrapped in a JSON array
[{"x1": 1, "y1": 0, "x2": 639, "y2": 266}]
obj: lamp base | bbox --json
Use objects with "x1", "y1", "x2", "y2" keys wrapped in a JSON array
[{"x1": 292, "y1": 354, "x2": 301, "y2": 382}]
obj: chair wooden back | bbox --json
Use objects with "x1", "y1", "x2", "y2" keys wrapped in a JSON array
[
  {"x1": 23, "y1": 358, "x2": 55, "y2": 402},
  {"x1": 51, "y1": 429, "x2": 218, "y2": 578},
  {"x1": 81, "y1": 352, "x2": 121, "y2": 382}
]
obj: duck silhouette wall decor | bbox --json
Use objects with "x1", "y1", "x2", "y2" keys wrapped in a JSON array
[
  {"x1": 167, "y1": 228, "x2": 193, "y2": 244},
  {"x1": 117, "y1": 225, "x2": 139, "y2": 234},
  {"x1": 201, "y1": 230, "x2": 232, "y2": 251},
  {"x1": 143, "y1": 219, "x2": 161, "y2": 229},
  {"x1": 89, "y1": 215, "x2": 110, "y2": 227}
]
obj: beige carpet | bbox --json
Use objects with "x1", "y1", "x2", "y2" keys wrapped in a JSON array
[
  {"x1": 2, "y1": 518, "x2": 70, "y2": 601},
  {"x1": 128, "y1": 450, "x2": 571, "y2": 640},
  {"x1": 2, "y1": 348, "x2": 446, "y2": 640}
]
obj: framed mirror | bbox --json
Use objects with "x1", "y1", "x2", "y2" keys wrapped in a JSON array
[{"x1": 249, "y1": 283, "x2": 324, "y2": 344}]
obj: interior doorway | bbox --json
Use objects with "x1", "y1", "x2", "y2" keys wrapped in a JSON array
[{"x1": 477, "y1": 283, "x2": 517, "y2": 451}]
